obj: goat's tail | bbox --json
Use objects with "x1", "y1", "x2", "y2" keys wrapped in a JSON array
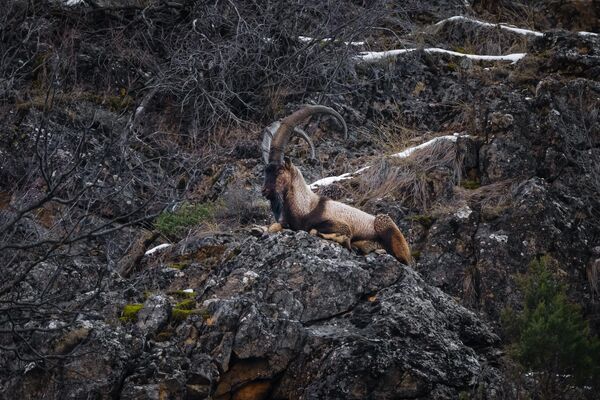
[{"x1": 374, "y1": 214, "x2": 412, "y2": 266}]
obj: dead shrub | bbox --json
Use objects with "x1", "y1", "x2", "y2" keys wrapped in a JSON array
[
  {"x1": 351, "y1": 138, "x2": 462, "y2": 210},
  {"x1": 463, "y1": 264, "x2": 482, "y2": 306},
  {"x1": 215, "y1": 180, "x2": 270, "y2": 226},
  {"x1": 587, "y1": 259, "x2": 600, "y2": 301},
  {"x1": 452, "y1": 179, "x2": 516, "y2": 220},
  {"x1": 425, "y1": 17, "x2": 530, "y2": 56}
]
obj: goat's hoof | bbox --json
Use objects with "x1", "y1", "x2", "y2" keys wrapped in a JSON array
[
  {"x1": 267, "y1": 223, "x2": 283, "y2": 233},
  {"x1": 309, "y1": 229, "x2": 318, "y2": 236},
  {"x1": 374, "y1": 249, "x2": 387, "y2": 255}
]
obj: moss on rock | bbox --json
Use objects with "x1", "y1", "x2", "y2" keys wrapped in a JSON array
[{"x1": 119, "y1": 303, "x2": 143, "y2": 323}]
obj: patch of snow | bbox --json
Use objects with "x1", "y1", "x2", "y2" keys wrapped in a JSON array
[
  {"x1": 310, "y1": 166, "x2": 372, "y2": 189},
  {"x1": 183, "y1": 289, "x2": 194, "y2": 294},
  {"x1": 392, "y1": 134, "x2": 465, "y2": 158},
  {"x1": 490, "y1": 233, "x2": 508, "y2": 243},
  {"x1": 310, "y1": 172, "x2": 354, "y2": 189},
  {"x1": 357, "y1": 48, "x2": 415, "y2": 61},
  {"x1": 298, "y1": 36, "x2": 365, "y2": 46},
  {"x1": 65, "y1": 0, "x2": 85, "y2": 5},
  {"x1": 354, "y1": 166, "x2": 371, "y2": 174},
  {"x1": 455, "y1": 205, "x2": 473, "y2": 219},
  {"x1": 310, "y1": 134, "x2": 469, "y2": 189},
  {"x1": 425, "y1": 48, "x2": 526, "y2": 63},
  {"x1": 357, "y1": 47, "x2": 526, "y2": 64},
  {"x1": 436, "y1": 15, "x2": 543, "y2": 37},
  {"x1": 439, "y1": 15, "x2": 598, "y2": 38},
  {"x1": 144, "y1": 243, "x2": 171, "y2": 256}
]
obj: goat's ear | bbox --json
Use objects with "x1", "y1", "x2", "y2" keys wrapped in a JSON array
[{"x1": 284, "y1": 157, "x2": 292, "y2": 169}]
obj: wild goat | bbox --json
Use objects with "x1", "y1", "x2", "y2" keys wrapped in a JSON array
[{"x1": 261, "y1": 105, "x2": 412, "y2": 265}]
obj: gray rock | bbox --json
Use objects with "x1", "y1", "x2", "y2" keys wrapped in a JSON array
[
  {"x1": 137, "y1": 295, "x2": 171, "y2": 336},
  {"x1": 193, "y1": 231, "x2": 503, "y2": 399}
]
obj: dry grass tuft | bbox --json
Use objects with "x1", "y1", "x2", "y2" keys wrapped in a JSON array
[
  {"x1": 587, "y1": 259, "x2": 600, "y2": 301},
  {"x1": 215, "y1": 180, "x2": 270, "y2": 226},
  {"x1": 351, "y1": 138, "x2": 462, "y2": 210},
  {"x1": 463, "y1": 264, "x2": 481, "y2": 306},
  {"x1": 369, "y1": 117, "x2": 424, "y2": 152},
  {"x1": 452, "y1": 179, "x2": 515, "y2": 220},
  {"x1": 426, "y1": 15, "x2": 530, "y2": 56}
]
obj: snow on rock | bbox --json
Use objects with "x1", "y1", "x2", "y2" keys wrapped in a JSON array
[
  {"x1": 309, "y1": 166, "x2": 371, "y2": 190},
  {"x1": 392, "y1": 133, "x2": 467, "y2": 158},
  {"x1": 437, "y1": 15, "x2": 598, "y2": 38},
  {"x1": 298, "y1": 36, "x2": 365, "y2": 46},
  {"x1": 309, "y1": 172, "x2": 354, "y2": 189},
  {"x1": 357, "y1": 48, "x2": 526, "y2": 64},
  {"x1": 144, "y1": 243, "x2": 172, "y2": 256},
  {"x1": 435, "y1": 15, "x2": 544, "y2": 37},
  {"x1": 310, "y1": 134, "x2": 469, "y2": 189},
  {"x1": 358, "y1": 49, "x2": 415, "y2": 61}
]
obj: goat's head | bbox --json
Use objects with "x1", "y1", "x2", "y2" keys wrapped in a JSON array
[{"x1": 261, "y1": 105, "x2": 347, "y2": 221}]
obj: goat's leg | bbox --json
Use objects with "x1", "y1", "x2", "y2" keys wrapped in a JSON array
[
  {"x1": 374, "y1": 214, "x2": 412, "y2": 265},
  {"x1": 351, "y1": 240, "x2": 383, "y2": 255},
  {"x1": 311, "y1": 220, "x2": 353, "y2": 250}
]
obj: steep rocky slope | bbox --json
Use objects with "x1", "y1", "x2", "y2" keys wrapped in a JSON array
[
  {"x1": 6, "y1": 232, "x2": 506, "y2": 399},
  {"x1": 1, "y1": 0, "x2": 599, "y2": 399}
]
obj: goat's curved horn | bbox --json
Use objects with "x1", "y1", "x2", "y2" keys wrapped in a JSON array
[
  {"x1": 261, "y1": 123, "x2": 316, "y2": 164},
  {"x1": 293, "y1": 127, "x2": 316, "y2": 160},
  {"x1": 267, "y1": 105, "x2": 347, "y2": 164}
]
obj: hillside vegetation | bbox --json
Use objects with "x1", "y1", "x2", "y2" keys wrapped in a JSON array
[{"x1": 1, "y1": 0, "x2": 599, "y2": 399}]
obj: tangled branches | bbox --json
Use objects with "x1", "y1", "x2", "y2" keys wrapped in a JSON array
[{"x1": 0, "y1": 0, "x2": 423, "y2": 371}]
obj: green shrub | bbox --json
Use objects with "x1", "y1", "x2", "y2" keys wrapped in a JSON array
[
  {"x1": 502, "y1": 256, "x2": 600, "y2": 397},
  {"x1": 460, "y1": 179, "x2": 480, "y2": 190},
  {"x1": 168, "y1": 262, "x2": 189, "y2": 270},
  {"x1": 154, "y1": 202, "x2": 213, "y2": 239},
  {"x1": 171, "y1": 308, "x2": 194, "y2": 321},
  {"x1": 119, "y1": 303, "x2": 143, "y2": 323},
  {"x1": 170, "y1": 298, "x2": 210, "y2": 322},
  {"x1": 174, "y1": 299, "x2": 195, "y2": 310},
  {"x1": 168, "y1": 289, "x2": 195, "y2": 298},
  {"x1": 409, "y1": 214, "x2": 434, "y2": 228}
]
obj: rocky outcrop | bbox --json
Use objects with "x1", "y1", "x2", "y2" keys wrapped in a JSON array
[
  {"x1": 2, "y1": 0, "x2": 599, "y2": 398},
  {"x1": 3, "y1": 231, "x2": 505, "y2": 399}
]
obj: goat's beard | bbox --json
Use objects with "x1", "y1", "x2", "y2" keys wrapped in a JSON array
[{"x1": 269, "y1": 193, "x2": 284, "y2": 223}]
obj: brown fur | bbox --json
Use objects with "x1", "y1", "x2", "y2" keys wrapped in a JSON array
[
  {"x1": 262, "y1": 105, "x2": 410, "y2": 264},
  {"x1": 264, "y1": 161, "x2": 412, "y2": 265},
  {"x1": 374, "y1": 215, "x2": 412, "y2": 265},
  {"x1": 352, "y1": 240, "x2": 383, "y2": 254}
]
